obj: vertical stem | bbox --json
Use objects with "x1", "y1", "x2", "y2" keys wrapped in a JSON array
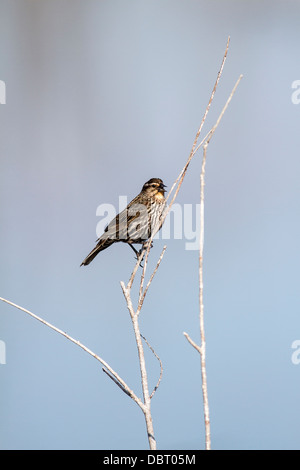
[
  {"x1": 131, "y1": 315, "x2": 156, "y2": 450},
  {"x1": 199, "y1": 143, "x2": 211, "y2": 450},
  {"x1": 121, "y1": 277, "x2": 157, "y2": 450}
]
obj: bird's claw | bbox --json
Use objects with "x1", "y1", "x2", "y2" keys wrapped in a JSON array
[{"x1": 129, "y1": 241, "x2": 153, "y2": 268}]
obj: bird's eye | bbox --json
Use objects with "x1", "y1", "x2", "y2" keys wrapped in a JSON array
[{"x1": 151, "y1": 184, "x2": 156, "y2": 188}]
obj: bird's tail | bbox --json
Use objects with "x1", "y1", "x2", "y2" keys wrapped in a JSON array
[{"x1": 80, "y1": 239, "x2": 114, "y2": 266}]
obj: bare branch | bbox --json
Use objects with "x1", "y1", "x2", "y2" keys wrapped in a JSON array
[
  {"x1": 0, "y1": 296, "x2": 145, "y2": 413},
  {"x1": 183, "y1": 332, "x2": 201, "y2": 354},
  {"x1": 126, "y1": 247, "x2": 147, "y2": 291},
  {"x1": 1, "y1": 37, "x2": 241, "y2": 453},
  {"x1": 120, "y1": 279, "x2": 156, "y2": 449},
  {"x1": 181, "y1": 51, "x2": 243, "y2": 452},
  {"x1": 194, "y1": 73, "x2": 243, "y2": 154},
  {"x1": 102, "y1": 368, "x2": 131, "y2": 397},
  {"x1": 138, "y1": 245, "x2": 167, "y2": 314},
  {"x1": 163, "y1": 36, "x2": 231, "y2": 216},
  {"x1": 138, "y1": 242, "x2": 151, "y2": 306},
  {"x1": 120, "y1": 242, "x2": 167, "y2": 449},
  {"x1": 140, "y1": 334, "x2": 163, "y2": 399},
  {"x1": 120, "y1": 281, "x2": 136, "y2": 319},
  {"x1": 119, "y1": 37, "x2": 239, "y2": 451},
  {"x1": 131, "y1": 314, "x2": 156, "y2": 449},
  {"x1": 197, "y1": 140, "x2": 210, "y2": 449}
]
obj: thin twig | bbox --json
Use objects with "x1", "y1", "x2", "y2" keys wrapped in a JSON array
[
  {"x1": 102, "y1": 367, "x2": 131, "y2": 397},
  {"x1": 140, "y1": 334, "x2": 163, "y2": 399},
  {"x1": 183, "y1": 332, "x2": 201, "y2": 354},
  {"x1": 194, "y1": 73, "x2": 243, "y2": 154},
  {"x1": 162, "y1": 36, "x2": 231, "y2": 218},
  {"x1": 126, "y1": 247, "x2": 147, "y2": 290},
  {"x1": 138, "y1": 242, "x2": 150, "y2": 306},
  {"x1": 120, "y1": 280, "x2": 156, "y2": 450},
  {"x1": 183, "y1": 73, "x2": 243, "y2": 451},
  {"x1": 198, "y1": 141, "x2": 210, "y2": 450},
  {"x1": 138, "y1": 245, "x2": 167, "y2": 314},
  {"x1": 131, "y1": 314, "x2": 156, "y2": 449},
  {"x1": 0, "y1": 296, "x2": 146, "y2": 412},
  {"x1": 120, "y1": 234, "x2": 167, "y2": 449}
]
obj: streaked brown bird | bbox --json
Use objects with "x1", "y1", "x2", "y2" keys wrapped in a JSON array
[{"x1": 80, "y1": 178, "x2": 167, "y2": 266}]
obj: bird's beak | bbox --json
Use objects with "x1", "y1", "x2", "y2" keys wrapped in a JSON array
[{"x1": 159, "y1": 183, "x2": 167, "y2": 193}]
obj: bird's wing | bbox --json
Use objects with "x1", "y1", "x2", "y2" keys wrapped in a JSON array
[{"x1": 97, "y1": 197, "x2": 144, "y2": 242}]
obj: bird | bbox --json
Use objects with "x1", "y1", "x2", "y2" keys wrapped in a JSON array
[{"x1": 80, "y1": 178, "x2": 167, "y2": 266}]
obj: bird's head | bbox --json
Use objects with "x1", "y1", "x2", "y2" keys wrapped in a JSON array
[{"x1": 142, "y1": 178, "x2": 166, "y2": 199}]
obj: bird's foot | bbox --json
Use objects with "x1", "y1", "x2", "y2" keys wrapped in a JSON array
[
  {"x1": 129, "y1": 241, "x2": 153, "y2": 267},
  {"x1": 129, "y1": 244, "x2": 144, "y2": 267}
]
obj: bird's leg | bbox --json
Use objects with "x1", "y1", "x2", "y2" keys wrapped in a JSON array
[
  {"x1": 128, "y1": 244, "x2": 144, "y2": 267},
  {"x1": 129, "y1": 241, "x2": 153, "y2": 267},
  {"x1": 129, "y1": 244, "x2": 139, "y2": 257},
  {"x1": 137, "y1": 240, "x2": 153, "y2": 266}
]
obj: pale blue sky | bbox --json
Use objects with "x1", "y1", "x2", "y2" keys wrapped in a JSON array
[{"x1": 1, "y1": 0, "x2": 300, "y2": 449}]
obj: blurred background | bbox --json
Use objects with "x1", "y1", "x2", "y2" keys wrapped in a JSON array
[{"x1": 1, "y1": 0, "x2": 300, "y2": 450}]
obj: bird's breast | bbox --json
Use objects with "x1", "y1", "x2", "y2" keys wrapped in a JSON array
[{"x1": 154, "y1": 192, "x2": 166, "y2": 202}]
